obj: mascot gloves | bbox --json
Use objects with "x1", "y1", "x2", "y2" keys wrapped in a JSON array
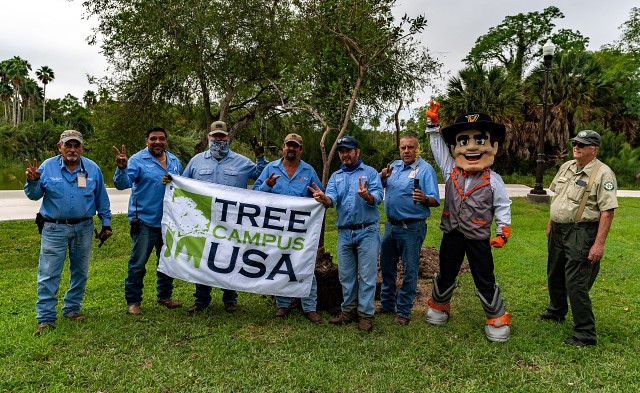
[{"x1": 490, "y1": 225, "x2": 511, "y2": 248}]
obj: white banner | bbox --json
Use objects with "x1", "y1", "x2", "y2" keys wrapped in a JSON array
[{"x1": 158, "y1": 175, "x2": 324, "y2": 297}]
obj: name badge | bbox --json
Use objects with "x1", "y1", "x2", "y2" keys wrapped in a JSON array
[
  {"x1": 77, "y1": 174, "x2": 87, "y2": 188},
  {"x1": 408, "y1": 168, "x2": 418, "y2": 179}
]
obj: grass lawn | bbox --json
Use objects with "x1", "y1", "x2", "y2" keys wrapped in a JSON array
[{"x1": 1, "y1": 198, "x2": 639, "y2": 392}]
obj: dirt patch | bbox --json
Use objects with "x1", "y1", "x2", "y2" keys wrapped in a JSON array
[{"x1": 314, "y1": 246, "x2": 469, "y2": 312}]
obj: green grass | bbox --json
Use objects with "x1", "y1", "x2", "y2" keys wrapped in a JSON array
[{"x1": 1, "y1": 199, "x2": 640, "y2": 392}]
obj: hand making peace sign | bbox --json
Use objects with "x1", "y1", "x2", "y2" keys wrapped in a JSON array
[
  {"x1": 25, "y1": 159, "x2": 41, "y2": 182},
  {"x1": 112, "y1": 144, "x2": 128, "y2": 169}
]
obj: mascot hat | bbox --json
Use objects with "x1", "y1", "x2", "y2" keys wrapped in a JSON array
[{"x1": 441, "y1": 112, "x2": 506, "y2": 146}]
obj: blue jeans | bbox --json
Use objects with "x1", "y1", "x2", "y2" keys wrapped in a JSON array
[
  {"x1": 36, "y1": 219, "x2": 94, "y2": 323},
  {"x1": 275, "y1": 275, "x2": 318, "y2": 312},
  {"x1": 193, "y1": 285, "x2": 237, "y2": 307},
  {"x1": 336, "y1": 224, "x2": 380, "y2": 318},
  {"x1": 124, "y1": 223, "x2": 174, "y2": 305},
  {"x1": 379, "y1": 220, "x2": 426, "y2": 319}
]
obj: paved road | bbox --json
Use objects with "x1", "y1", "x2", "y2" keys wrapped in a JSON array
[{"x1": 2, "y1": 185, "x2": 638, "y2": 222}]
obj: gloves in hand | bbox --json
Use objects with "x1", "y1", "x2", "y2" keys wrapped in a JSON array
[
  {"x1": 162, "y1": 173, "x2": 173, "y2": 185},
  {"x1": 250, "y1": 136, "x2": 265, "y2": 158},
  {"x1": 94, "y1": 226, "x2": 113, "y2": 247},
  {"x1": 425, "y1": 101, "x2": 440, "y2": 125},
  {"x1": 490, "y1": 226, "x2": 511, "y2": 248}
]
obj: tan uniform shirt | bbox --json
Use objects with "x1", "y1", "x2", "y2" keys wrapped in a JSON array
[{"x1": 549, "y1": 158, "x2": 618, "y2": 223}]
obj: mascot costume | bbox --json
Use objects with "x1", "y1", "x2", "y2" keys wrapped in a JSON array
[{"x1": 425, "y1": 102, "x2": 512, "y2": 342}]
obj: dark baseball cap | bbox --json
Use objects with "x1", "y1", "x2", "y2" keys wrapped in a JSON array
[
  {"x1": 441, "y1": 112, "x2": 506, "y2": 146},
  {"x1": 570, "y1": 130, "x2": 601, "y2": 146},
  {"x1": 336, "y1": 135, "x2": 359, "y2": 149}
]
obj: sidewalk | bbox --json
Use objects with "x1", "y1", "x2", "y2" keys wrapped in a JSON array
[{"x1": 1, "y1": 185, "x2": 639, "y2": 222}]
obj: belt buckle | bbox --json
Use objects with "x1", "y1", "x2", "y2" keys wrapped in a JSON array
[{"x1": 402, "y1": 221, "x2": 408, "y2": 229}]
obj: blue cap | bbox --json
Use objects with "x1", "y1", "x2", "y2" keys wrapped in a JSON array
[{"x1": 336, "y1": 135, "x2": 359, "y2": 149}]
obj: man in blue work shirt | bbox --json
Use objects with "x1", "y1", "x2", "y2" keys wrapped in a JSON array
[
  {"x1": 183, "y1": 120, "x2": 267, "y2": 314},
  {"x1": 25, "y1": 130, "x2": 112, "y2": 335},
  {"x1": 378, "y1": 134, "x2": 440, "y2": 325},
  {"x1": 113, "y1": 127, "x2": 184, "y2": 315},
  {"x1": 253, "y1": 133, "x2": 324, "y2": 324},
  {"x1": 308, "y1": 136, "x2": 383, "y2": 332}
]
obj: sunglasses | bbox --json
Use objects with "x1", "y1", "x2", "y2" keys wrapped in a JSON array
[{"x1": 572, "y1": 142, "x2": 592, "y2": 148}]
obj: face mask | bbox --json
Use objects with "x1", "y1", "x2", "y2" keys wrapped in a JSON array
[{"x1": 209, "y1": 139, "x2": 230, "y2": 159}]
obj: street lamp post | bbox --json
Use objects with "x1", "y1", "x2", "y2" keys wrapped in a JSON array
[{"x1": 527, "y1": 40, "x2": 556, "y2": 204}]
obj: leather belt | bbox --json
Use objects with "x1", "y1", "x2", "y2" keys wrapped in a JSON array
[
  {"x1": 43, "y1": 217, "x2": 92, "y2": 225},
  {"x1": 338, "y1": 222, "x2": 376, "y2": 230},
  {"x1": 388, "y1": 217, "x2": 424, "y2": 226}
]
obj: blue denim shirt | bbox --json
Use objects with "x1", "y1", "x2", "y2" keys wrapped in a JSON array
[
  {"x1": 325, "y1": 162, "x2": 383, "y2": 228},
  {"x1": 113, "y1": 148, "x2": 183, "y2": 227},
  {"x1": 252, "y1": 158, "x2": 323, "y2": 197},
  {"x1": 183, "y1": 150, "x2": 266, "y2": 188},
  {"x1": 382, "y1": 157, "x2": 440, "y2": 221},
  {"x1": 25, "y1": 155, "x2": 112, "y2": 226}
]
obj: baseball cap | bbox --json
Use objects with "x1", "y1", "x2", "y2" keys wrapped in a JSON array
[
  {"x1": 336, "y1": 135, "x2": 359, "y2": 149},
  {"x1": 441, "y1": 112, "x2": 506, "y2": 146},
  {"x1": 209, "y1": 121, "x2": 229, "y2": 136},
  {"x1": 284, "y1": 133, "x2": 303, "y2": 146},
  {"x1": 570, "y1": 130, "x2": 601, "y2": 146},
  {"x1": 59, "y1": 130, "x2": 84, "y2": 144}
]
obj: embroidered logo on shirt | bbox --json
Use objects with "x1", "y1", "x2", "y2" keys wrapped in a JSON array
[{"x1": 603, "y1": 181, "x2": 615, "y2": 191}]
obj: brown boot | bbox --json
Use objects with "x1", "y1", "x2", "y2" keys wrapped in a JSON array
[
  {"x1": 329, "y1": 313, "x2": 355, "y2": 325},
  {"x1": 34, "y1": 322, "x2": 54, "y2": 336},
  {"x1": 65, "y1": 313, "x2": 86, "y2": 322},
  {"x1": 274, "y1": 307, "x2": 290, "y2": 318},
  {"x1": 157, "y1": 298, "x2": 182, "y2": 309},
  {"x1": 394, "y1": 315, "x2": 410, "y2": 326},
  {"x1": 304, "y1": 311, "x2": 322, "y2": 324},
  {"x1": 358, "y1": 317, "x2": 374, "y2": 332},
  {"x1": 127, "y1": 304, "x2": 142, "y2": 315}
]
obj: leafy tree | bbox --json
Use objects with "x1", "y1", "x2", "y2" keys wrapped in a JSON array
[
  {"x1": 616, "y1": 7, "x2": 640, "y2": 53},
  {"x1": 36, "y1": 65, "x2": 54, "y2": 121},
  {"x1": 2, "y1": 57, "x2": 31, "y2": 125},
  {"x1": 83, "y1": 90, "x2": 97, "y2": 109},
  {"x1": 464, "y1": 6, "x2": 588, "y2": 80},
  {"x1": 277, "y1": 0, "x2": 440, "y2": 184}
]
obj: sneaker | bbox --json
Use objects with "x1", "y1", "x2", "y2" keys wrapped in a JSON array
[
  {"x1": 187, "y1": 303, "x2": 208, "y2": 314},
  {"x1": 127, "y1": 304, "x2": 142, "y2": 315},
  {"x1": 563, "y1": 336, "x2": 596, "y2": 346},
  {"x1": 358, "y1": 318, "x2": 373, "y2": 332},
  {"x1": 535, "y1": 313, "x2": 565, "y2": 322},
  {"x1": 304, "y1": 311, "x2": 322, "y2": 324},
  {"x1": 34, "y1": 322, "x2": 54, "y2": 336},
  {"x1": 328, "y1": 313, "x2": 355, "y2": 325},
  {"x1": 157, "y1": 298, "x2": 182, "y2": 309},
  {"x1": 425, "y1": 297, "x2": 450, "y2": 325},
  {"x1": 485, "y1": 313, "x2": 512, "y2": 343},
  {"x1": 65, "y1": 313, "x2": 86, "y2": 322},
  {"x1": 274, "y1": 307, "x2": 290, "y2": 318},
  {"x1": 224, "y1": 302, "x2": 237, "y2": 313},
  {"x1": 394, "y1": 315, "x2": 410, "y2": 326}
]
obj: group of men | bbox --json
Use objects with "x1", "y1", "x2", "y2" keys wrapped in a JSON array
[{"x1": 25, "y1": 104, "x2": 617, "y2": 346}]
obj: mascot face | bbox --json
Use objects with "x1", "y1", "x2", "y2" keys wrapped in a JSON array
[{"x1": 450, "y1": 129, "x2": 498, "y2": 172}]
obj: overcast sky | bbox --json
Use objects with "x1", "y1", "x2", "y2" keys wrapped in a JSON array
[{"x1": 1, "y1": 0, "x2": 636, "y2": 108}]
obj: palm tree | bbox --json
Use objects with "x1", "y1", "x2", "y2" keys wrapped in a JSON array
[
  {"x1": 83, "y1": 90, "x2": 97, "y2": 109},
  {"x1": 0, "y1": 82, "x2": 12, "y2": 121},
  {"x1": 5, "y1": 57, "x2": 31, "y2": 125},
  {"x1": 36, "y1": 65, "x2": 55, "y2": 122},
  {"x1": 20, "y1": 78, "x2": 42, "y2": 121}
]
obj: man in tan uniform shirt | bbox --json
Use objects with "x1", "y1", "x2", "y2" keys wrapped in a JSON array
[{"x1": 538, "y1": 130, "x2": 618, "y2": 346}]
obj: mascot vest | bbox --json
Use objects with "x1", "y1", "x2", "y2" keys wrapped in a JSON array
[{"x1": 441, "y1": 168, "x2": 493, "y2": 240}]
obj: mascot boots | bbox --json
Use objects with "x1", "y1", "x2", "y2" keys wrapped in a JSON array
[
  {"x1": 477, "y1": 284, "x2": 511, "y2": 342},
  {"x1": 425, "y1": 273, "x2": 457, "y2": 325}
]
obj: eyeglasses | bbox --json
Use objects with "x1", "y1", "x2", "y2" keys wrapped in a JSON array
[{"x1": 572, "y1": 142, "x2": 592, "y2": 149}]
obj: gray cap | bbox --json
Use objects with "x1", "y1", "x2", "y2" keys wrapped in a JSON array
[
  {"x1": 570, "y1": 130, "x2": 601, "y2": 146},
  {"x1": 59, "y1": 130, "x2": 84, "y2": 144},
  {"x1": 209, "y1": 121, "x2": 229, "y2": 136},
  {"x1": 336, "y1": 135, "x2": 359, "y2": 149}
]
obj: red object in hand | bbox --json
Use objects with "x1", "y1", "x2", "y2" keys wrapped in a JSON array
[{"x1": 425, "y1": 101, "x2": 440, "y2": 124}]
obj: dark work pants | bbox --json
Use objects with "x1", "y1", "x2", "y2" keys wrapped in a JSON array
[
  {"x1": 437, "y1": 229, "x2": 496, "y2": 301},
  {"x1": 546, "y1": 222, "x2": 600, "y2": 342}
]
